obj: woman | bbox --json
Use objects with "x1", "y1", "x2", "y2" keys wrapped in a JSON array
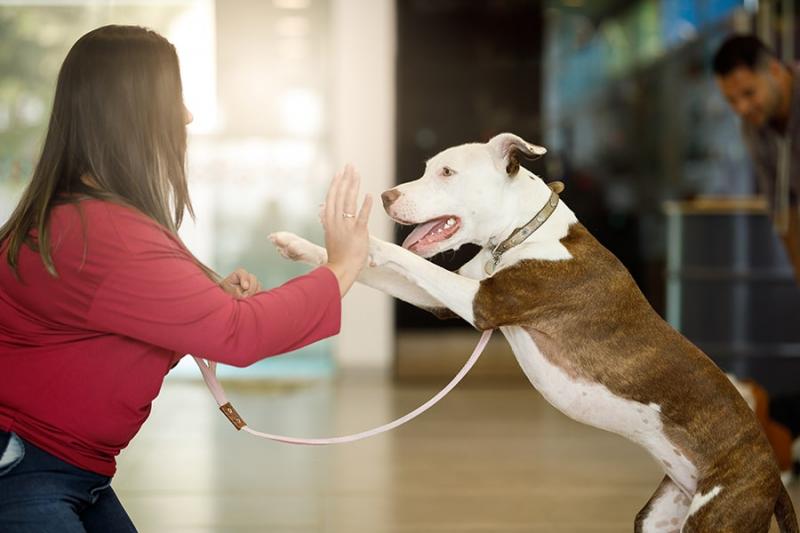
[{"x1": 0, "y1": 25, "x2": 371, "y2": 532}]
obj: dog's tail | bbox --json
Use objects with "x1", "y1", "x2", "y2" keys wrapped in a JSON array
[{"x1": 775, "y1": 482, "x2": 799, "y2": 533}]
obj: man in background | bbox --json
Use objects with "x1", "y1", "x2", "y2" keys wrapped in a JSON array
[
  {"x1": 714, "y1": 35, "x2": 800, "y2": 478},
  {"x1": 713, "y1": 34, "x2": 800, "y2": 281}
]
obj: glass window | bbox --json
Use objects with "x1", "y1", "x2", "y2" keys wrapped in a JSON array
[{"x1": 0, "y1": 0, "x2": 334, "y2": 378}]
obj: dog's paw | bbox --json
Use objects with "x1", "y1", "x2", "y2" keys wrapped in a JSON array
[
  {"x1": 269, "y1": 232, "x2": 327, "y2": 266},
  {"x1": 368, "y1": 237, "x2": 391, "y2": 267}
]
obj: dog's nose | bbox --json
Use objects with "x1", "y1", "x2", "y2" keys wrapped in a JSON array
[{"x1": 381, "y1": 189, "x2": 401, "y2": 209}]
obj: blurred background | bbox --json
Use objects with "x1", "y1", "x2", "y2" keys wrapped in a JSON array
[{"x1": 2, "y1": 0, "x2": 800, "y2": 531}]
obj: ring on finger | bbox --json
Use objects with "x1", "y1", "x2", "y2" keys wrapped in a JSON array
[{"x1": 342, "y1": 212, "x2": 356, "y2": 219}]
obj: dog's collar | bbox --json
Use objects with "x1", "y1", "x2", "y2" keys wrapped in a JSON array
[{"x1": 484, "y1": 184, "x2": 562, "y2": 275}]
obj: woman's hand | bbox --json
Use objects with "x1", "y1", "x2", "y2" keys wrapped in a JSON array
[
  {"x1": 321, "y1": 164, "x2": 373, "y2": 297},
  {"x1": 220, "y1": 268, "x2": 262, "y2": 298}
]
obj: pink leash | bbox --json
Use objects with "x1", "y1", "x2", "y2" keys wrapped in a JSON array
[{"x1": 193, "y1": 330, "x2": 493, "y2": 445}]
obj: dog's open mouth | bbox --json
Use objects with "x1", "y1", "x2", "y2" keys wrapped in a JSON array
[{"x1": 400, "y1": 215, "x2": 461, "y2": 253}]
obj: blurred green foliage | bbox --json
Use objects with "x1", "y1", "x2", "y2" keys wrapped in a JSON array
[{"x1": 0, "y1": 5, "x2": 183, "y2": 187}]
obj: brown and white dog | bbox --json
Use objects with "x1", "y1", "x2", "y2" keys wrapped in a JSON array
[{"x1": 270, "y1": 133, "x2": 798, "y2": 532}]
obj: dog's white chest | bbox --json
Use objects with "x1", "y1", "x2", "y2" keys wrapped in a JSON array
[{"x1": 501, "y1": 326, "x2": 697, "y2": 494}]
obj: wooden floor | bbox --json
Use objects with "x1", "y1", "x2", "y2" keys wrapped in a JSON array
[{"x1": 114, "y1": 374, "x2": 800, "y2": 532}]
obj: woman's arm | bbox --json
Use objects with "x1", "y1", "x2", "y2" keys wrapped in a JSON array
[
  {"x1": 86, "y1": 248, "x2": 342, "y2": 367},
  {"x1": 85, "y1": 164, "x2": 371, "y2": 367}
]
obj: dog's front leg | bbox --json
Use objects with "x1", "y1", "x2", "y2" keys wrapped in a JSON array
[
  {"x1": 370, "y1": 237, "x2": 481, "y2": 328},
  {"x1": 269, "y1": 232, "x2": 448, "y2": 312}
]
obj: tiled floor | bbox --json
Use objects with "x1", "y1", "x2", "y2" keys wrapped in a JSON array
[{"x1": 114, "y1": 374, "x2": 800, "y2": 532}]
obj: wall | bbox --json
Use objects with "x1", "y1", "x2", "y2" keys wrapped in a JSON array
[{"x1": 330, "y1": 0, "x2": 396, "y2": 372}]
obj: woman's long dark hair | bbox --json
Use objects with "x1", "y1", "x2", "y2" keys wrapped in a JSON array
[{"x1": 1, "y1": 25, "x2": 200, "y2": 277}]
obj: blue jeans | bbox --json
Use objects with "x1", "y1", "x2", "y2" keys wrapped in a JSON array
[{"x1": 0, "y1": 431, "x2": 137, "y2": 532}]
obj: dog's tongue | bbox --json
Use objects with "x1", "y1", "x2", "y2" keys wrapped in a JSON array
[{"x1": 402, "y1": 219, "x2": 442, "y2": 249}]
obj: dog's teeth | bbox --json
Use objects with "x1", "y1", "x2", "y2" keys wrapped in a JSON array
[{"x1": 444, "y1": 218, "x2": 455, "y2": 228}]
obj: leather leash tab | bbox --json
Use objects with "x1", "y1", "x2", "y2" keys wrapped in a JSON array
[{"x1": 220, "y1": 402, "x2": 246, "y2": 430}]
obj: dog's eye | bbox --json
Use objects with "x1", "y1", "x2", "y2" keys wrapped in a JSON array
[{"x1": 440, "y1": 167, "x2": 456, "y2": 177}]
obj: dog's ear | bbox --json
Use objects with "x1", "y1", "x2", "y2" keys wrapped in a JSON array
[{"x1": 487, "y1": 133, "x2": 547, "y2": 176}]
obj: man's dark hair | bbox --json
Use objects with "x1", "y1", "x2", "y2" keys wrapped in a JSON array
[{"x1": 712, "y1": 34, "x2": 776, "y2": 76}]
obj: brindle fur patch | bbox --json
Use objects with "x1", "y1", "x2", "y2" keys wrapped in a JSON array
[
  {"x1": 423, "y1": 306, "x2": 460, "y2": 320},
  {"x1": 472, "y1": 223, "x2": 792, "y2": 530}
]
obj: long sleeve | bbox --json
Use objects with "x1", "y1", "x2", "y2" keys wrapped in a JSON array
[
  {"x1": 1, "y1": 199, "x2": 343, "y2": 476},
  {"x1": 86, "y1": 242, "x2": 341, "y2": 367}
]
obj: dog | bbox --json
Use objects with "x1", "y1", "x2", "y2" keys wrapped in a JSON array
[{"x1": 270, "y1": 133, "x2": 798, "y2": 532}]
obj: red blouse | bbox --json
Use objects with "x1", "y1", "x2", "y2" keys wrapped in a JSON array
[{"x1": 0, "y1": 199, "x2": 341, "y2": 475}]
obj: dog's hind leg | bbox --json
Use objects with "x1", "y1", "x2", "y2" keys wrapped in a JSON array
[
  {"x1": 634, "y1": 475, "x2": 691, "y2": 533},
  {"x1": 681, "y1": 480, "x2": 774, "y2": 533}
]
